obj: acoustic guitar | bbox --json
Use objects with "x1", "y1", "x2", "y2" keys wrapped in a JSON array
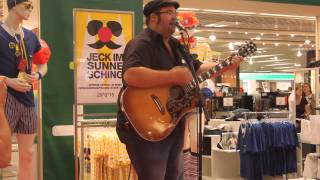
[{"x1": 120, "y1": 41, "x2": 257, "y2": 141}]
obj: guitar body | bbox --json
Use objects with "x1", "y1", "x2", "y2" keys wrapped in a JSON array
[{"x1": 120, "y1": 85, "x2": 194, "y2": 142}]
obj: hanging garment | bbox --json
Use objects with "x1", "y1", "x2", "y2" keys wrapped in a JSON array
[{"x1": 303, "y1": 153, "x2": 319, "y2": 179}]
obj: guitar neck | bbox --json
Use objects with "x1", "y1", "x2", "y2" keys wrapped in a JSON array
[{"x1": 183, "y1": 58, "x2": 233, "y2": 92}]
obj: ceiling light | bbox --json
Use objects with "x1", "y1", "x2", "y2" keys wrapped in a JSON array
[
  {"x1": 254, "y1": 71, "x2": 272, "y2": 73},
  {"x1": 255, "y1": 60, "x2": 287, "y2": 63},
  {"x1": 274, "y1": 43, "x2": 279, "y2": 46},
  {"x1": 294, "y1": 63, "x2": 301, "y2": 67},
  {"x1": 305, "y1": 39, "x2": 311, "y2": 44},
  {"x1": 297, "y1": 50, "x2": 302, "y2": 57},
  {"x1": 312, "y1": 45, "x2": 315, "y2": 48},
  {"x1": 288, "y1": 44, "x2": 291, "y2": 47},
  {"x1": 228, "y1": 31, "x2": 232, "y2": 35},
  {"x1": 251, "y1": 54, "x2": 282, "y2": 59},
  {"x1": 260, "y1": 33, "x2": 264, "y2": 36},
  {"x1": 272, "y1": 67, "x2": 294, "y2": 70},
  {"x1": 202, "y1": 9, "x2": 256, "y2": 15},
  {"x1": 276, "y1": 33, "x2": 279, "y2": 37},
  {"x1": 258, "y1": 13, "x2": 315, "y2": 19},
  {"x1": 265, "y1": 63, "x2": 293, "y2": 66},
  {"x1": 178, "y1": 8, "x2": 201, "y2": 11},
  {"x1": 228, "y1": 43, "x2": 235, "y2": 50},
  {"x1": 255, "y1": 36, "x2": 261, "y2": 40},
  {"x1": 290, "y1": 34, "x2": 295, "y2": 38},
  {"x1": 262, "y1": 42, "x2": 266, "y2": 46},
  {"x1": 245, "y1": 32, "x2": 248, "y2": 35},
  {"x1": 204, "y1": 23, "x2": 228, "y2": 27},
  {"x1": 235, "y1": 21, "x2": 239, "y2": 25},
  {"x1": 209, "y1": 34, "x2": 217, "y2": 41},
  {"x1": 249, "y1": 58, "x2": 253, "y2": 64}
]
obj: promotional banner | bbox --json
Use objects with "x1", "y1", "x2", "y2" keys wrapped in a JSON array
[{"x1": 74, "y1": 9, "x2": 134, "y2": 104}]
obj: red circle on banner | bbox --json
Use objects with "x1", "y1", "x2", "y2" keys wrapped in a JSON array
[{"x1": 98, "y1": 27, "x2": 112, "y2": 43}]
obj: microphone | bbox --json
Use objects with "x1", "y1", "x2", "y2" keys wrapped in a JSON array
[{"x1": 174, "y1": 19, "x2": 186, "y2": 31}]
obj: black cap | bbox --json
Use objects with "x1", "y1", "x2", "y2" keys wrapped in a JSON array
[
  {"x1": 7, "y1": 0, "x2": 29, "y2": 10},
  {"x1": 143, "y1": 0, "x2": 180, "y2": 17}
]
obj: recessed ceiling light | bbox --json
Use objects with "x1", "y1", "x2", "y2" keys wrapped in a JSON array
[
  {"x1": 255, "y1": 36, "x2": 261, "y2": 40},
  {"x1": 276, "y1": 33, "x2": 279, "y2": 37},
  {"x1": 249, "y1": 58, "x2": 253, "y2": 64},
  {"x1": 262, "y1": 42, "x2": 266, "y2": 46},
  {"x1": 228, "y1": 31, "x2": 232, "y2": 35},
  {"x1": 202, "y1": 9, "x2": 256, "y2": 15},
  {"x1": 305, "y1": 40, "x2": 311, "y2": 44},
  {"x1": 288, "y1": 44, "x2": 291, "y2": 47},
  {"x1": 260, "y1": 33, "x2": 264, "y2": 36},
  {"x1": 274, "y1": 43, "x2": 279, "y2": 46},
  {"x1": 178, "y1": 8, "x2": 201, "y2": 11},
  {"x1": 209, "y1": 34, "x2": 216, "y2": 41},
  {"x1": 290, "y1": 34, "x2": 295, "y2": 38},
  {"x1": 204, "y1": 24, "x2": 228, "y2": 27},
  {"x1": 245, "y1": 32, "x2": 248, "y2": 35},
  {"x1": 297, "y1": 50, "x2": 302, "y2": 57}
]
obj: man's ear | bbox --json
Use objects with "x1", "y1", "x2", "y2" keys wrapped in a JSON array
[{"x1": 149, "y1": 13, "x2": 158, "y2": 24}]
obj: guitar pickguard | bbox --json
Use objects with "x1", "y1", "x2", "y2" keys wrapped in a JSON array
[{"x1": 166, "y1": 85, "x2": 194, "y2": 123}]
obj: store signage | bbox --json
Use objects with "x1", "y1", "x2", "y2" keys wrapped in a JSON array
[
  {"x1": 74, "y1": 9, "x2": 134, "y2": 104},
  {"x1": 240, "y1": 73, "x2": 294, "y2": 80}
]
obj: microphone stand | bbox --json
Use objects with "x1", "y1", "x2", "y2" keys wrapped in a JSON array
[{"x1": 177, "y1": 30, "x2": 210, "y2": 180}]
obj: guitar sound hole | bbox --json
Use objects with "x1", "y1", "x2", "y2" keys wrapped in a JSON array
[{"x1": 170, "y1": 86, "x2": 184, "y2": 99}]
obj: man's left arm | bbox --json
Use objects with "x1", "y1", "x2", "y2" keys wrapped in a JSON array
[{"x1": 196, "y1": 56, "x2": 243, "y2": 79}]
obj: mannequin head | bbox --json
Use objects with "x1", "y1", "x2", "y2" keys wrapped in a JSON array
[{"x1": 7, "y1": 0, "x2": 34, "y2": 20}]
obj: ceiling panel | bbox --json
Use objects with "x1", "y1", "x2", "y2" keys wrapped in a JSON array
[{"x1": 178, "y1": 10, "x2": 316, "y2": 73}]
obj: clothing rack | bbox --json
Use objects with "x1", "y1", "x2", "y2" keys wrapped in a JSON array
[
  {"x1": 242, "y1": 111, "x2": 289, "y2": 121},
  {"x1": 240, "y1": 111, "x2": 293, "y2": 180},
  {"x1": 78, "y1": 118, "x2": 117, "y2": 180}
]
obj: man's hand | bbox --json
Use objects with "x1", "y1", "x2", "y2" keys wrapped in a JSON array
[
  {"x1": 0, "y1": 76, "x2": 7, "y2": 107},
  {"x1": 5, "y1": 78, "x2": 31, "y2": 92},
  {"x1": 230, "y1": 55, "x2": 244, "y2": 67},
  {"x1": 25, "y1": 72, "x2": 40, "y2": 84},
  {"x1": 169, "y1": 66, "x2": 193, "y2": 85}
]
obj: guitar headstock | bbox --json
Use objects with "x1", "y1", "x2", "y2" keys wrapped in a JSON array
[{"x1": 237, "y1": 41, "x2": 257, "y2": 58}]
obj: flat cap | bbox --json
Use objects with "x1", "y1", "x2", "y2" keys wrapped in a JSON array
[{"x1": 143, "y1": 0, "x2": 180, "y2": 17}]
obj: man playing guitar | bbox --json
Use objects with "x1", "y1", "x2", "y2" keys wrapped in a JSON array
[{"x1": 116, "y1": 0, "x2": 244, "y2": 179}]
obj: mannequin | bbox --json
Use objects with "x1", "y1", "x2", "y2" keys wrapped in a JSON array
[{"x1": 0, "y1": 0, "x2": 49, "y2": 179}]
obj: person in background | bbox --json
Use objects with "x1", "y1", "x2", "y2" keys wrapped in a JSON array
[
  {"x1": 253, "y1": 87, "x2": 263, "y2": 112},
  {"x1": 302, "y1": 83, "x2": 315, "y2": 115},
  {"x1": 295, "y1": 85, "x2": 311, "y2": 119},
  {"x1": 289, "y1": 84, "x2": 311, "y2": 132},
  {"x1": 0, "y1": 76, "x2": 11, "y2": 168},
  {"x1": 0, "y1": 0, "x2": 49, "y2": 179}
]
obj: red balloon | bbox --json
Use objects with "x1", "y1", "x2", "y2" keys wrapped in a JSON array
[{"x1": 33, "y1": 39, "x2": 51, "y2": 65}]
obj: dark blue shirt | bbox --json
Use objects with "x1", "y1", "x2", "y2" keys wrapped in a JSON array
[{"x1": 0, "y1": 25, "x2": 41, "y2": 107}]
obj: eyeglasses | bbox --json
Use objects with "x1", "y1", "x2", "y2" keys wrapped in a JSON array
[
  {"x1": 22, "y1": 3, "x2": 34, "y2": 10},
  {"x1": 157, "y1": 10, "x2": 177, "y2": 17}
]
